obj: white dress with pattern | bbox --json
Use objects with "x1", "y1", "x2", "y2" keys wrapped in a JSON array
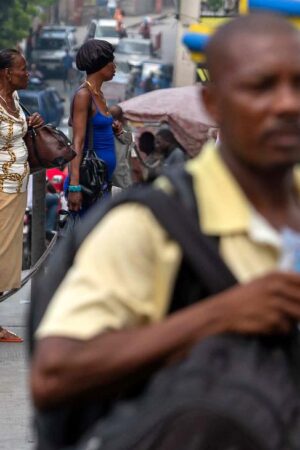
[{"x1": 0, "y1": 92, "x2": 29, "y2": 194}]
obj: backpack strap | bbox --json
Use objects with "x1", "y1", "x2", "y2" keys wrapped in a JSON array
[
  {"x1": 76, "y1": 181, "x2": 237, "y2": 295},
  {"x1": 29, "y1": 169, "x2": 237, "y2": 353},
  {"x1": 162, "y1": 166, "x2": 199, "y2": 223},
  {"x1": 132, "y1": 188, "x2": 237, "y2": 294}
]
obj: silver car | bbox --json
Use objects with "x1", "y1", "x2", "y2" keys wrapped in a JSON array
[
  {"x1": 31, "y1": 27, "x2": 78, "y2": 76},
  {"x1": 114, "y1": 37, "x2": 156, "y2": 73}
]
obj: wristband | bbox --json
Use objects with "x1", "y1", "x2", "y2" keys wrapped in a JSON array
[{"x1": 68, "y1": 185, "x2": 82, "y2": 193}]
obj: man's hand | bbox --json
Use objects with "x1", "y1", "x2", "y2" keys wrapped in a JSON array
[
  {"x1": 68, "y1": 191, "x2": 82, "y2": 212},
  {"x1": 217, "y1": 271, "x2": 300, "y2": 335},
  {"x1": 32, "y1": 270, "x2": 300, "y2": 409},
  {"x1": 112, "y1": 120, "x2": 123, "y2": 136}
]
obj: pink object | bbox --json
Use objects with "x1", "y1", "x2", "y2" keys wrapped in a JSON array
[{"x1": 120, "y1": 85, "x2": 216, "y2": 157}]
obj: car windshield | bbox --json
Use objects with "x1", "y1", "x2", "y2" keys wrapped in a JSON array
[
  {"x1": 36, "y1": 38, "x2": 66, "y2": 50},
  {"x1": 116, "y1": 41, "x2": 150, "y2": 55},
  {"x1": 95, "y1": 26, "x2": 118, "y2": 38}
]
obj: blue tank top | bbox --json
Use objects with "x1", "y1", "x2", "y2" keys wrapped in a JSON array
[{"x1": 85, "y1": 109, "x2": 116, "y2": 182}]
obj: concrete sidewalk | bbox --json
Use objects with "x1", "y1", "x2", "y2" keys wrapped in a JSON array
[{"x1": 0, "y1": 281, "x2": 34, "y2": 449}]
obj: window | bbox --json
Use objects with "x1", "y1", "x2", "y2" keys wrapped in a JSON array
[
  {"x1": 201, "y1": 0, "x2": 239, "y2": 17},
  {"x1": 36, "y1": 37, "x2": 66, "y2": 51},
  {"x1": 95, "y1": 26, "x2": 118, "y2": 38}
]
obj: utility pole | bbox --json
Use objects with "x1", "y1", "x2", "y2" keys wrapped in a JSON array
[{"x1": 173, "y1": 0, "x2": 201, "y2": 87}]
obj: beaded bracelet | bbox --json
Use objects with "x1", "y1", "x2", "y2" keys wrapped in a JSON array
[{"x1": 68, "y1": 185, "x2": 82, "y2": 193}]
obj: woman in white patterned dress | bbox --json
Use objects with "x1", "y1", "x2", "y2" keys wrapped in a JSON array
[{"x1": 0, "y1": 49, "x2": 43, "y2": 342}]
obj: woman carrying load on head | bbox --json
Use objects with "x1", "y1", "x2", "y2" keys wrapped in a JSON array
[
  {"x1": 0, "y1": 49, "x2": 43, "y2": 342},
  {"x1": 68, "y1": 39, "x2": 124, "y2": 213}
]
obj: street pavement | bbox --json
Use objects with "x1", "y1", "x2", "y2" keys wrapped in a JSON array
[
  {"x1": 0, "y1": 7, "x2": 175, "y2": 449},
  {"x1": 0, "y1": 282, "x2": 33, "y2": 449}
]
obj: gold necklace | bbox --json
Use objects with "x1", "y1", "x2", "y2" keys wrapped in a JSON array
[
  {"x1": 85, "y1": 80, "x2": 103, "y2": 98},
  {"x1": 85, "y1": 80, "x2": 110, "y2": 116},
  {"x1": 0, "y1": 93, "x2": 18, "y2": 115}
]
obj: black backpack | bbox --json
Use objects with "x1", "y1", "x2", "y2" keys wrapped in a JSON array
[
  {"x1": 74, "y1": 335, "x2": 300, "y2": 450},
  {"x1": 30, "y1": 168, "x2": 300, "y2": 450}
]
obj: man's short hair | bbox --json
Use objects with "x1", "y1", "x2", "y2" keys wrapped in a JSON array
[
  {"x1": 205, "y1": 13, "x2": 298, "y2": 83},
  {"x1": 156, "y1": 128, "x2": 178, "y2": 146}
]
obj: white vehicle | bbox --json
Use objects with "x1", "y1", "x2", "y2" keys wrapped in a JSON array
[
  {"x1": 114, "y1": 37, "x2": 156, "y2": 73},
  {"x1": 31, "y1": 27, "x2": 78, "y2": 75},
  {"x1": 86, "y1": 19, "x2": 120, "y2": 48}
]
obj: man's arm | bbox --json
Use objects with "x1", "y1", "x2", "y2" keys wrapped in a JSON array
[
  {"x1": 116, "y1": 129, "x2": 133, "y2": 146},
  {"x1": 31, "y1": 294, "x2": 227, "y2": 409},
  {"x1": 31, "y1": 270, "x2": 300, "y2": 409}
]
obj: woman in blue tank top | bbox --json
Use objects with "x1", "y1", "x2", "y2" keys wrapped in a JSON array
[{"x1": 67, "y1": 39, "x2": 124, "y2": 213}]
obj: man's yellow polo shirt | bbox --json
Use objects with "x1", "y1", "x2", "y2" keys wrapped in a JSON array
[{"x1": 37, "y1": 143, "x2": 298, "y2": 340}]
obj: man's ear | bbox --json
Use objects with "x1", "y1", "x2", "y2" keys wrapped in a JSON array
[{"x1": 201, "y1": 84, "x2": 220, "y2": 125}]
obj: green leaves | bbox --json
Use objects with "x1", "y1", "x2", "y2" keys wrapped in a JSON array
[{"x1": 0, "y1": 0, "x2": 57, "y2": 48}]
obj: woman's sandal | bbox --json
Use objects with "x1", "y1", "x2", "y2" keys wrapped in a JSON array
[{"x1": 0, "y1": 328, "x2": 23, "y2": 343}]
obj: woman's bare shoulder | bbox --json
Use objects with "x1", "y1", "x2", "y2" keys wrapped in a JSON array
[{"x1": 73, "y1": 85, "x2": 91, "y2": 107}]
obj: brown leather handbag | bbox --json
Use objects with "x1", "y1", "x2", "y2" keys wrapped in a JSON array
[{"x1": 21, "y1": 104, "x2": 76, "y2": 173}]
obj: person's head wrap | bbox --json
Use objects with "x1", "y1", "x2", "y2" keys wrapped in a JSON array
[{"x1": 76, "y1": 39, "x2": 114, "y2": 75}]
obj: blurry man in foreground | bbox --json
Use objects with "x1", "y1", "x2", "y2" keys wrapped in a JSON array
[{"x1": 31, "y1": 13, "x2": 300, "y2": 448}]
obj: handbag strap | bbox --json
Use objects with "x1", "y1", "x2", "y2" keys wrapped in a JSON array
[
  {"x1": 87, "y1": 90, "x2": 101, "y2": 153},
  {"x1": 87, "y1": 116, "x2": 94, "y2": 153},
  {"x1": 70, "y1": 86, "x2": 95, "y2": 154},
  {"x1": 20, "y1": 101, "x2": 45, "y2": 167},
  {"x1": 19, "y1": 101, "x2": 31, "y2": 117}
]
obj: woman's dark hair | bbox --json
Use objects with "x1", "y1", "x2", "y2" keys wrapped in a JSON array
[
  {"x1": 76, "y1": 39, "x2": 114, "y2": 75},
  {"x1": 0, "y1": 49, "x2": 21, "y2": 70}
]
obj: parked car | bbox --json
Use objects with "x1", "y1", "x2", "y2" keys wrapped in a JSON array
[
  {"x1": 31, "y1": 26, "x2": 78, "y2": 77},
  {"x1": 85, "y1": 19, "x2": 120, "y2": 47},
  {"x1": 18, "y1": 86, "x2": 65, "y2": 127},
  {"x1": 114, "y1": 37, "x2": 157, "y2": 73},
  {"x1": 41, "y1": 26, "x2": 77, "y2": 47}
]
